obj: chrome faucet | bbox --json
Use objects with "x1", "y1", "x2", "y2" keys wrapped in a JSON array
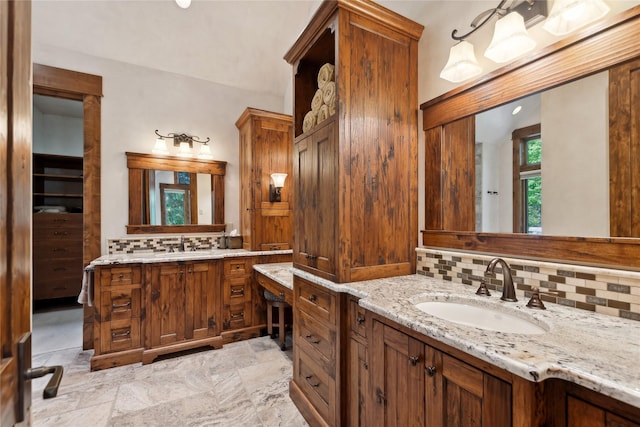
[
  {"x1": 179, "y1": 235, "x2": 186, "y2": 252},
  {"x1": 486, "y1": 258, "x2": 517, "y2": 302}
]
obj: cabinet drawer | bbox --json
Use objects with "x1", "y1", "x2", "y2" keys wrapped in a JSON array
[
  {"x1": 100, "y1": 266, "x2": 142, "y2": 287},
  {"x1": 224, "y1": 259, "x2": 250, "y2": 276},
  {"x1": 100, "y1": 288, "x2": 141, "y2": 322},
  {"x1": 297, "y1": 310, "x2": 336, "y2": 369},
  {"x1": 296, "y1": 348, "x2": 335, "y2": 423},
  {"x1": 223, "y1": 303, "x2": 252, "y2": 330},
  {"x1": 33, "y1": 240, "x2": 83, "y2": 258},
  {"x1": 224, "y1": 276, "x2": 252, "y2": 304},
  {"x1": 349, "y1": 297, "x2": 367, "y2": 339},
  {"x1": 33, "y1": 213, "x2": 82, "y2": 228},
  {"x1": 33, "y1": 258, "x2": 83, "y2": 282},
  {"x1": 295, "y1": 277, "x2": 335, "y2": 325},
  {"x1": 256, "y1": 272, "x2": 293, "y2": 305},
  {"x1": 33, "y1": 225, "x2": 83, "y2": 241},
  {"x1": 100, "y1": 318, "x2": 141, "y2": 353},
  {"x1": 259, "y1": 243, "x2": 290, "y2": 251},
  {"x1": 32, "y1": 277, "x2": 81, "y2": 300}
]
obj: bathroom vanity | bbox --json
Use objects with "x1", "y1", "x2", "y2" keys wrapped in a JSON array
[
  {"x1": 279, "y1": 266, "x2": 640, "y2": 427},
  {"x1": 88, "y1": 249, "x2": 291, "y2": 370}
]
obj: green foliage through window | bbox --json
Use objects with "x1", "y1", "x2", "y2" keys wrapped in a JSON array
[{"x1": 164, "y1": 191, "x2": 187, "y2": 225}]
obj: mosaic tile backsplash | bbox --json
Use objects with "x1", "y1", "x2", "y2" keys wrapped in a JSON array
[
  {"x1": 416, "y1": 248, "x2": 640, "y2": 322},
  {"x1": 108, "y1": 234, "x2": 223, "y2": 254}
]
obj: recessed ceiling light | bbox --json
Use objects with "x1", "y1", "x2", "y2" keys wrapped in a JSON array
[{"x1": 512, "y1": 105, "x2": 522, "y2": 115}]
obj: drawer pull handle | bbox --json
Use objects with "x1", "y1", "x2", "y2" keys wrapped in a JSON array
[
  {"x1": 305, "y1": 375, "x2": 320, "y2": 388},
  {"x1": 53, "y1": 267, "x2": 67, "y2": 272},
  {"x1": 409, "y1": 355, "x2": 420, "y2": 366},
  {"x1": 308, "y1": 294, "x2": 317, "y2": 303},
  {"x1": 118, "y1": 274, "x2": 124, "y2": 279},
  {"x1": 305, "y1": 254, "x2": 318, "y2": 260},
  {"x1": 425, "y1": 366, "x2": 437, "y2": 376},
  {"x1": 279, "y1": 292, "x2": 285, "y2": 298},
  {"x1": 53, "y1": 231, "x2": 68, "y2": 236},
  {"x1": 52, "y1": 248, "x2": 66, "y2": 253},
  {"x1": 53, "y1": 218, "x2": 68, "y2": 223},
  {"x1": 305, "y1": 334, "x2": 320, "y2": 344},
  {"x1": 230, "y1": 289, "x2": 245, "y2": 296},
  {"x1": 112, "y1": 301, "x2": 131, "y2": 309},
  {"x1": 111, "y1": 330, "x2": 131, "y2": 338},
  {"x1": 356, "y1": 315, "x2": 365, "y2": 325},
  {"x1": 230, "y1": 312, "x2": 245, "y2": 320}
]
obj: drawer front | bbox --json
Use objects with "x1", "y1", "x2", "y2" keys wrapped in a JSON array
[
  {"x1": 32, "y1": 277, "x2": 81, "y2": 300},
  {"x1": 349, "y1": 297, "x2": 367, "y2": 339},
  {"x1": 256, "y1": 273, "x2": 292, "y2": 305},
  {"x1": 223, "y1": 303, "x2": 252, "y2": 330},
  {"x1": 297, "y1": 310, "x2": 336, "y2": 368},
  {"x1": 224, "y1": 259, "x2": 250, "y2": 276},
  {"x1": 33, "y1": 225, "x2": 83, "y2": 241},
  {"x1": 101, "y1": 288, "x2": 141, "y2": 322},
  {"x1": 295, "y1": 277, "x2": 335, "y2": 325},
  {"x1": 33, "y1": 240, "x2": 83, "y2": 258},
  {"x1": 100, "y1": 266, "x2": 142, "y2": 287},
  {"x1": 259, "y1": 243, "x2": 290, "y2": 251},
  {"x1": 33, "y1": 213, "x2": 82, "y2": 228},
  {"x1": 224, "y1": 276, "x2": 251, "y2": 305},
  {"x1": 295, "y1": 348, "x2": 335, "y2": 423},
  {"x1": 100, "y1": 318, "x2": 141, "y2": 353}
]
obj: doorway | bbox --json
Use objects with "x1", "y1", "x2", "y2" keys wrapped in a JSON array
[{"x1": 33, "y1": 64, "x2": 103, "y2": 351}]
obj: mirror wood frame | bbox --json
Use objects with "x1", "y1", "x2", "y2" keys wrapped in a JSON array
[
  {"x1": 126, "y1": 152, "x2": 227, "y2": 234},
  {"x1": 420, "y1": 6, "x2": 640, "y2": 270}
]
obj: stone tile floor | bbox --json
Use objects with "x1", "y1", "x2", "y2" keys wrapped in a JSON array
[{"x1": 30, "y1": 336, "x2": 306, "y2": 426}]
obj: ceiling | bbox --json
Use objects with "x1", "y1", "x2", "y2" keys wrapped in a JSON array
[{"x1": 32, "y1": 0, "x2": 432, "y2": 99}]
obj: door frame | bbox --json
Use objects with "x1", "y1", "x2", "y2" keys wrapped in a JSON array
[{"x1": 33, "y1": 64, "x2": 102, "y2": 350}]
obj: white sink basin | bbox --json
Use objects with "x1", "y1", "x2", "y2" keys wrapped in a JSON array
[{"x1": 415, "y1": 301, "x2": 547, "y2": 334}]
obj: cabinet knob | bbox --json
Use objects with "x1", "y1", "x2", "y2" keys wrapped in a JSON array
[
  {"x1": 308, "y1": 294, "x2": 317, "y2": 303},
  {"x1": 356, "y1": 315, "x2": 365, "y2": 325},
  {"x1": 409, "y1": 355, "x2": 420, "y2": 366},
  {"x1": 305, "y1": 375, "x2": 320, "y2": 388},
  {"x1": 425, "y1": 366, "x2": 437, "y2": 376},
  {"x1": 305, "y1": 334, "x2": 320, "y2": 344}
]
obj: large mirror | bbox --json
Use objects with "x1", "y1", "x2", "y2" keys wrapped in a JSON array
[
  {"x1": 475, "y1": 71, "x2": 609, "y2": 237},
  {"x1": 421, "y1": 6, "x2": 640, "y2": 269},
  {"x1": 126, "y1": 152, "x2": 226, "y2": 234}
]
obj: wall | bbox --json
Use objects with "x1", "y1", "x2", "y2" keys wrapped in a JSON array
[
  {"x1": 33, "y1": 44, "x2": 284, "y2": 253},
  {"x1": 541, "y1": 72, "x2": 609, "y2": 237}
]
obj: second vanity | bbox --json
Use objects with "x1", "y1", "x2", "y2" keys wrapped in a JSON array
[
  {"x1": 254, "y1": 263, "x2": 640, "y2": 427},
  {"x1": 88, "y1": 249, "x2": 291, "y2": 371}
]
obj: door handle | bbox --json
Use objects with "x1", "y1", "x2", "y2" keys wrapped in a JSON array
[
  {"x1": 17, "y1": 333, "x2": 64, "y2": 422},
  {"x1": 25, "y1": 365, "x2": 64, "y2": 398}
]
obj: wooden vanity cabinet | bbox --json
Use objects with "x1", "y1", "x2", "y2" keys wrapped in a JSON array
[
  {"x1": 144, "y1": 260, "x2": 220, "y2": 363},
  {"x1": 237, "y1": 108, "x2": 293, "y2": 251},
  {"x1": 91, "y1": 265, "x2": 144, "y2": 370},
  {"x1": 222, "y1": 258, "x2": 253, "y2": 334},
  {"x1": 285, "y1": 0, "x2": 423, "y2": 283}
]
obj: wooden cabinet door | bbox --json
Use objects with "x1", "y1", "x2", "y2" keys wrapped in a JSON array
[
  {"x1": 370, "y1": 320, "x2": 425, "y2": 427},
  {"x1": 567, "y1": 396, "x2": 640, "y2": 427},
  {"x1": 150, "y1": 263, "x2": 186, "y2": 347},
  {"x1": 293, "y1": 120, "x2": 336, "y2": 277},
  {"x1": 184, "y1": 261, "x2": 216, "y2": 340},
  {"x1": 425, "y1": 347, "x2": 511, "y2": 427},
  {"x1": 349, "y1": 337, "x2": 370, "y2": 427}
]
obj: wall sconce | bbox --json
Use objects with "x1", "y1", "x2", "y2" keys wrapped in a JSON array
[
  {"x1": 153, "y1": 130, "x2": 213, "y2": 159},
  {"x1": 269, "y1": 173, "x2": 287, "y2": 202},
  {"x1": 440, "y1": 0, "x2": 547, "y2": 82}
]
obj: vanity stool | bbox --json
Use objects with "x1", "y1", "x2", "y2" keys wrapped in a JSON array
[{"x1": 264, "y1": 289, "x2": 291, "y2": 351}]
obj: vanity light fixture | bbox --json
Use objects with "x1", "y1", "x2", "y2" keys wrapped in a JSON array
[
  {"x1": 440, "y1": 0, "x2": 547, "y2": 82},
  {"x1": 543, "y1": 0, "x2": 610, "y2": 35},
  {"x1": 154, "y1": 130, "x2": 211, "y2": 159},
  {"x1": 269, "y1": 173, "x2": 287, "y2": 203}
]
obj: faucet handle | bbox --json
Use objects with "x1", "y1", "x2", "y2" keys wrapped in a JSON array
[
  {"x1": 476, "y1": 279, "x2": 491, "y2": 296},
  {"x1": 526, "y1": 287, "x2": 547, "y2": 310}
]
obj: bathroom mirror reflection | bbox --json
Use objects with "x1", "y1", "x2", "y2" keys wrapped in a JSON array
[{"x1": 475, "y1": 71, "x2": 609, "y2": 238}]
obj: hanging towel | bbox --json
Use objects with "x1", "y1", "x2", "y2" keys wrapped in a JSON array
[{"x1": 77, "y1": 266, "x2": 94, "y2": 307}]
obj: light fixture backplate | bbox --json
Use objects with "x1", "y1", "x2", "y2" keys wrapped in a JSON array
[{"x1": 511, "y1": 0, "x2": 548, "y2": 27}]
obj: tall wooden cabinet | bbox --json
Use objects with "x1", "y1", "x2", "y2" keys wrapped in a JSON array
[
  {"x1": 32, "y1": 153, "x2": 84, "y2": 300},
  {"x1": 285, "y1": 0, "x2": 423, "y2": 283},
  {"x1": 237, "y1": 107, "x2": 293, "y2": 251}
]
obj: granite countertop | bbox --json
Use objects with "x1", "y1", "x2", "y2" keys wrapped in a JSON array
[
  {"x1": 253, "y1": 263, "x2": 294, "y2": 290},
  {"x1": 89, "y1": 249, "x2": 292, "y2": 266},
  {"x1": 286, "y1": 266, "x2": 640, "y2": 408}
]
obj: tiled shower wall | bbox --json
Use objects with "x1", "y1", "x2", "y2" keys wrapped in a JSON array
[
  {"x1": 416, "y1": 248, "x2": 640, "y2": 321},
  {"x1": 107, "y1": 234, "x2": 223, "y2": 254}
]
